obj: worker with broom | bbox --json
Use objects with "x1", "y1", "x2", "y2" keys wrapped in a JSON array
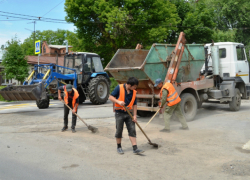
[
  {"x1": 58, "y1": 84, "x2": 79, "y2": 133},
  {"x1": 109, "y1": 77, "x2": 144, "y2": 155},
  {"x1": 154, "y1": 78, "x2": 189, "y2": 132}
]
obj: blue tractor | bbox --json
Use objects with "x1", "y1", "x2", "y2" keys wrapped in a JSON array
[{"x1": 0, "y1": 52, "x2": 110, "y2": 109}]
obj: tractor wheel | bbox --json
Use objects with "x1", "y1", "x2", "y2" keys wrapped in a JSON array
[
  {"x1": 36, "y1": 96, "x2": 50, "y2": 109},
  {"x1": 77, "y1": 87, "x2": 86, "y2": 104},
  {"x1": 229, "y1": 88, "x2": 241, "y2": 111},
  {"x1": 180, "y1": 93, "x2": 197, "y2": 121},
  {"x1": 88, "y1": 75, "x2": 110, "y2": 105}
]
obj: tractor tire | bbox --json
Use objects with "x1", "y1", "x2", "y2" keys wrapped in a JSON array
[
  {"x1": 180, "y1": 93, "x2": 197, "y2": 121},
  {"x1": 88, "y1": 75, "x2": 110, "y2": 105},
  {"x1": 137, "y1": 110, "x2": 155, "y2": 117},
  {"x1": 229, "y1": 88, "x2": 241, "y2": 111},
  {"x1": 77, "y1": 87, "x2": 86, "y2": 104},
  {"x1": 36, "y1": 96, "x2": 50, "y2": 109}
]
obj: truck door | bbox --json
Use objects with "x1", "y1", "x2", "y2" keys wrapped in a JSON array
[{"x1": 236, "y1": 45, "x2": 249, "y2": 83}]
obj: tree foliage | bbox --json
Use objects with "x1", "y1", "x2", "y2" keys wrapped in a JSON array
[
  {"x1": 207, "y1": 0, "x2": 250, "y2": 44},
  {"x1": 21, "y1": 29, "x2": 82, "y2": 55},
  {"x1": 2, "y1": 37, "x2": 29, "y2": 83},
  {"x1": 65, "y1": 0, "x2": 181, "y2": 65}
]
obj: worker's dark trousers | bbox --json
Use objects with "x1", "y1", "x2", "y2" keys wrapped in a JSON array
[{"x1": 64, "y1": 104, "x2": 77, "y2": 129}]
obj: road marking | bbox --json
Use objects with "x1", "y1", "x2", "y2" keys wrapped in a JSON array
[{"x1": 0, "y1": 103, "x2": 58, "y2": 111}]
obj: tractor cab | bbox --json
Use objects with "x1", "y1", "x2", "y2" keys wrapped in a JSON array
[
  {"x1": 64, "y1": 52, "x2": 105, "y2": 84},
  {"x1": 64, "y1": 52, "x2": 104, "y2": 74},
  {"x1": 63, "y1": 52, "x2": 110, "y2": 104}
]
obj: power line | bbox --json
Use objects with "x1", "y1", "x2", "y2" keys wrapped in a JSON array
[
  {"x1": 0, "y1": 19, "x2": 29, "y2": 21},
  {"x1": 0, "y1": 10, "x2": 66, "y2": 21},
  {"x1": 0, "y1": 14, "x2": 35, "y2": 20},
  {"x1": 1, "y1": 10, "x2": 250, "y2": 30},
  {"x1": 41, "y1": 0, "x2": 64, "y2": 17},
  {"x1": 39, "y1": 20, "x2": 72, "y2": 24}
]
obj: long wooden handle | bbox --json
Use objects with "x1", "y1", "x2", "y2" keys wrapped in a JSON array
[
  {"x1": 124, "y1": 106, "x2": 152, "y2": 143},
  {"x1": 60, "y1": 100, "x2": 88, "y2": 126},
  {"x1": 144, "y1": 101, "x2": 167, "y2": 129},
  {"x1": 144, "y1": 108, "x2": 161, "y2": 129}
]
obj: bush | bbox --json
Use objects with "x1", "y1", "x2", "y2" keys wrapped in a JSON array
[
  {"x1": 0, "y1": 86, "x2": 6, "y2": 101},
  {"x1": 110, "y1": 78, "x2": 118, "y2": 93}
]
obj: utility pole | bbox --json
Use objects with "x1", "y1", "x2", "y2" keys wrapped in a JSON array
[{"x1": 27, "y1": 21, "x2": 36, "y2": 55}]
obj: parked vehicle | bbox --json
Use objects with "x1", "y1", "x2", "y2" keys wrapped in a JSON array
[
  {"x1": 0, "y1": 52, "x2": 110, "y2": 109},
  {"x1": 105, "y1": 32, "x2": 250, "y2": 121}
]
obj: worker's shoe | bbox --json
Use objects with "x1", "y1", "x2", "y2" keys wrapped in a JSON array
[
  {"x1": 133, "y1": 149, "x2": 144, "y2": 155},
  {"x1": 72, "y1": 128, "x2": 76, "y2": 133},
  {"x1": 117, "y1": 148, "x2": 124, "y2": 155},
  {"x1": 179, "y1": 127, "x2": 189, "y2": 130},
  {"x1": 160, "y1": 128, "x2": 170, "y2": 133},
  {"x1": 61, "y1": 126, "x2": 68, "y2": 132}
]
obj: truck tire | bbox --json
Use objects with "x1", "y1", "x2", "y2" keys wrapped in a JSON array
[
  {"x1": 229, "y1": 88, "x2": 241, "y2": 111},
  {"x1": 180, "y1": 93, "x2": 197, "y2": 121},
  {"x1": 137, "y1": 110, "x2": 154, "y2": 117},
  {"x1": 88, "y1": 75, "x2": 110, "y2": 105},
  {"x1": 36, "y1": 96, "x2": 50, "y2": 109}
]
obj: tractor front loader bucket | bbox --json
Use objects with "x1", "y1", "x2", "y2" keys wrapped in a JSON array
[{"x1": 0, "y1": 83, "x2": 46, "y2": 101}]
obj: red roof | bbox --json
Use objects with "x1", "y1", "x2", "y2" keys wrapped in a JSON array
[{"x1": 27, "y1": 56, "x2": 64, "y2": 66}]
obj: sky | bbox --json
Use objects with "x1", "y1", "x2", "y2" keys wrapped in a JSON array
[{"x1": 0, "y1": 0, "x2": 75, "y2": 59}]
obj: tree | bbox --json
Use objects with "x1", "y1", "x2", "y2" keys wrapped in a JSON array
[
  {"x1": 207, "y1": 0, "x2": 250, "y2": 44},
  {"x1": 64, "y1": 0, "x2": 181, "y2": 65},
  {"x1": 21, "y1": 29, "x2": 82, "y2": 55},
  {"x1": 212, "y1": 29, "x2": 236, "y2": 42},
  {"x1": 2, "y1": 37, "x2": 29, "y2": 84},
  {"x1": 180, "y1": 0, "x2": 215, "y2": 43}
]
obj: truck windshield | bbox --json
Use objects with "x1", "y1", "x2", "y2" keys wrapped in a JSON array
[
  {"x1": 92, "y1": 57, "x2": 104, "y2": 72},
  {"x1": 236, "y1": 47, "x2": 246, "y2": 61}
]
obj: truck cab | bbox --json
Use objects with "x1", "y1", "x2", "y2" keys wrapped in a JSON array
[{"x1": 202, "y1": 42, "x2": 250, "y2": 84}]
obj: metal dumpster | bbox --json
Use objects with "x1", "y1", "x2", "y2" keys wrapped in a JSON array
[{"x1": 105, "y1": 43, "x2": 205, "y2": 88}]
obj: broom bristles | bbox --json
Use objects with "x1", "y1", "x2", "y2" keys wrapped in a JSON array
[{"x1": 242, "y1": 140, "x2": 250, "y2": 150}]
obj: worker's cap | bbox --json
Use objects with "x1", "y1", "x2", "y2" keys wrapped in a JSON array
[
  {"x1": 65, "y1": 84, "x2": 73, "y2": 92},
  {"x1": 154, "y1": 78, "x2": 162, "y2": 87}
]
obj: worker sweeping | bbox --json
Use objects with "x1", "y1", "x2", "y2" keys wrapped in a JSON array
[
  {"x1": 109, "y1": 77, "x2": 144, "y2": 155},
  {"x1": 58, "y1": 84, "x2": 79, "y2": 133},
  {"x1": 155, "y1": 78, "x2": 189, "y2": 132}
]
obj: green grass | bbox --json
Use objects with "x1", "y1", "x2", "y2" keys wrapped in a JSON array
[
  {"x1": 110, "y1": 77, "x2": 119, "y2": 93},
  {"x1": 0, "y1": 86, "x2": 6, "y2": 101}
]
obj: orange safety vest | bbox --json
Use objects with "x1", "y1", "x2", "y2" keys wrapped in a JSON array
[
  {"x1": 160, "y1": 82, "x2": 181, "y2": 106},
  {"x1": 114, "y1": 84, "x2": 137, "y2": 111},
  {"x1": 64, "y1": 86, "x2": 79, "y2": 108}
]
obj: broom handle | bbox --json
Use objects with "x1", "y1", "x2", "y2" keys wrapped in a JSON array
[
  {"x1": 60, "y1": 100, "x2": 88, "y2": 126},
  {"x1": 144, "y1": 108, "x2": 161, "y2": 129},
  {"x1": 124, "y1": 106, "x2": 152, "y2": 143},
  {"x1": 144, "y1": 102, "x2": 167, "y2": 129}
]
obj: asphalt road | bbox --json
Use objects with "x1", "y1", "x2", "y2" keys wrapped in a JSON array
[{"x1": 0, "y1": 99, "x2": 250, "y2": 180}]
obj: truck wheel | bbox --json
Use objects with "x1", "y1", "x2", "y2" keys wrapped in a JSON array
[
  {"x1": 36, "y1": 96, "x2": 50, "y2": 109},
  {"x1": 180, "y1": 93, "x2": 197, "y2": 121},
  {"x1": 88, "y1": 75, "x2": 110, "y2": 105},
  {"x1": 137, "y1": 110, "x2": 154, "y2": 117},
  {"x1": 229, "y1": 88, "x2": 241, "y2": 111}
]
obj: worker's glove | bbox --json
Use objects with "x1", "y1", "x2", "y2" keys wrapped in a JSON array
[{"x1": 158, "y1": 100, "x2": 162, "y2": 108}]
